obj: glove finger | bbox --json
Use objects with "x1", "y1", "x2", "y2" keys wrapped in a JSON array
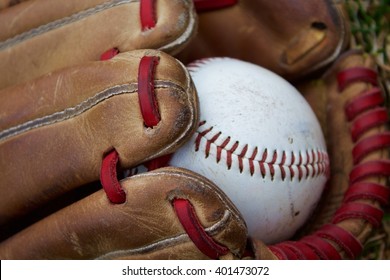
[
  {"x1": 0, "y1": 49, "x2": 198, "y2": 229},
  {"x1": 0, "y1": 167, "x2": 247, "y2": 260},
  {"x1": 0, "y1": 0, "x2": 197, "y2": 89},
  {"x1": 179, "y1": 0, "x2": 349, "y2": 81}
]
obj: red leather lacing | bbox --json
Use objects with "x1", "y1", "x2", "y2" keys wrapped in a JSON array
[
  {"x1": 100, "y1": 48, "x2": 120, "y2": 61},
  {"x1": 337, "y1": 67, "x2": 378, "y2": 91},
  {"x1": 100, "y1": 55, "x2": 161, "y2": 204},
  {"x1": 268, "y1": 66, "x2": 389, "y2": 259},
  {"x1": 100, "y1": 0, "x2": 156, "y2": 59},
  {"x1": 140, "y1": 0, "x2": 156, "y2": 30},
  {"x1": 193, "y1": 0, "x2": 238, "y2": 12},
  {"x1": 138, "y1": 56, "x2": 161, "y2": 127},
  {"x1": 100, "y1": 149, "x2": 126, "y2": 204},
  {"x1": 173, "y1": 198, "x2": 230, "y2": 259}
]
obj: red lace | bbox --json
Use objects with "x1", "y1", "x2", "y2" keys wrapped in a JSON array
[
  {"x1": 269, "y1": 66, "x2": 389, "y2": 259},
  {"x1": 173, "y1": 199, "x2": 230, "y2": 259},
  {"x1": 100, "y1": 0, "x2": 156, "y2": 59},
  {"x1": 140, "y1": 0, "x2": 156, "y2": 30},
  {"x1": 193, "y1": 0, "x2": 238, "y2": 12},
  {"x1": 100, "y1": 48, "x2": 120, "y2": 61}
]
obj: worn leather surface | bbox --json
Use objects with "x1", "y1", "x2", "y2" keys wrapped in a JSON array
[
  {"x1": 179, "y1": 0, "x2": 349, "y2": 81},
  {"x1": 0, "y1": 0, "x2": 197, "y2": 89},
  {"x1": 0, "y1": 0, "x2": 24, "y2": 9},
  {"x1": 0, "y1": 49, "x2": 198, "y2": 230},
  {"x1": 0, "y1": 167, "x2": 247, "y2": 259}
]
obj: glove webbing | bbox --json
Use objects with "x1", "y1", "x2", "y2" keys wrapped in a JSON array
[{"x1": 269, "y1": 66, "x2": 390, "y2": 259}]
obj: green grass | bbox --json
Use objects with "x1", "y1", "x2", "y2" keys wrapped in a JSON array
[
  {"x1": 344, "y1": 0, "x2": 390, "y2": 108},
  {"x1": 344, "y1": 0, "x2": 390, "y2": 259},
  {"x1": 345, "y1": 0, "x2": 389, "y2": 62}
]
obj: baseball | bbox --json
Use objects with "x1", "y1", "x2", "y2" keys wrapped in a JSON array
[{"x1": 169, "y1": 57, "x2": 329, "y2": 244}]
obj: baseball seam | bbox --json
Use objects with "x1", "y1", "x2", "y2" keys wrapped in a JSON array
[{"x1": 195, "y1": 121, "x2": 329, "y2": 181}]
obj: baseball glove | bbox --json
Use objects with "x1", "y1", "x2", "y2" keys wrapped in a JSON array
[
  {"x1": 0, "y1": 0, "x2": 389, "y2": 260},
  {"x1": 180, "y1": 0, "x2": 350, "y2": 81},
  {"x1": 0, "y1": 0, "x2": 247, "y2": 260}
]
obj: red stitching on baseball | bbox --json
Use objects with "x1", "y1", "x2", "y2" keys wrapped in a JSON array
[
  {"x1": 280, "y1": 151, "x2": 287, "y2": 180},
  {"x1": 194, "y1": 121, "x2": 329, "y2": 181},
  {"x1": 227, "y1": 141, "x2": 239, "y2": 170},
  {"x1": 248, "y1": 147, "x2": 258, "y2": 176},
  {"x1": 195, "y1": 124, "x2": 213, "y2": 152},
  {"x1": 238, "y1": 145, "x2": 249, "y2": 173},
  {"x1": 206, "y1": 132, "x2": 221, "y2": 158},
  {"x1": 217, "y1": 137, "x2": 231, "y2": 163}
]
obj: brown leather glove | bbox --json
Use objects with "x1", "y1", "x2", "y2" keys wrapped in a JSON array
[
  {"x1": 0, "y1": 0, "x2": 197, "y2": 89},
  {"x1": 179, "y1": 0, "x2": 350, "y2": 81},
  {"x1": 0, "y1": 0, "x2": 248, "y2": 260},
  {"x1": 2, "y1": 0, "x2": 389, "y2": 260}
]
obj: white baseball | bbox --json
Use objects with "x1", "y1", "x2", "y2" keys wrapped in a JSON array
[{"x1": 170, "y1": 57, "x2": 329, "y2": 244}]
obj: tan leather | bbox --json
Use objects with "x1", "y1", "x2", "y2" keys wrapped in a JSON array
[
  {"x1": 178, "y1": 0, "x2": 349, "y2": 81},
  {"x1": 250, "y1": 239, "x2": 278, "y2": 260},
  {"x1": 0, "y1": 167, "x2": 248, "y2": 259},
  {"x1": 0, "y1": 49, "x2": 199, "y2": 229},
  {"x1": 0, "y1": 0, "x2": 197, "y2": 89},
  {"x1": 0, "y1": 0, "x2": 24, "y2": 10}
]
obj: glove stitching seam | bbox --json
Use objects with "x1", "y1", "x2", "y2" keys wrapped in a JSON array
[
  {"x1": 96, "y1": 209, "x2": 231, "y2": 259},
  {"x1": 0, "y1": 0, "x2": 137, "y2": 51},
  {"x1": 0, "y1": 81, "x2": 185, "y2": 142}
]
